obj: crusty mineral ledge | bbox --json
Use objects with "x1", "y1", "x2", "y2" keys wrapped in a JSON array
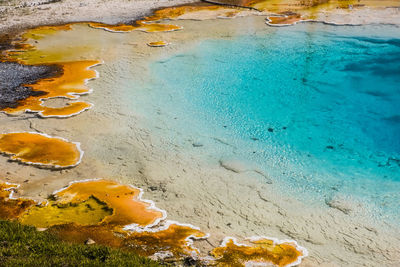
[
  {"x1": 1, "y1": 61, "x2": 99, "y2": 118},
  {"x1": 1, "y1": 179, "x2": 209, "y2": 261},
  {"x1": 0, "y1": 179, "x2": 308, "y2": 265}
]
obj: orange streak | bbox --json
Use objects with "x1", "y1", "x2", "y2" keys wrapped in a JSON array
[
  {"x1": 267, "y1": 14, "x2": 304, "y2": 25},
  {"x1": 88, "y1": 21, "x2": 182, "y2": 33},
  {"x1": 147, "y1": 41, "x2": 169, "y2": 47},
  {"x1": 38, "y1": 102, "x2": 93, "y2": 118},
  {"x1": 144, "y1": 4, "x2": 225, "y2": 21},
  {"x1": 87, "y1": 22, "x2": 138, "y2": 32},
  {"x1": 136, "y1": 22, "x2": 182, "y2": 33},
  {"x1": 0, "y1": 132, "x2": 82, "y2": 168}
]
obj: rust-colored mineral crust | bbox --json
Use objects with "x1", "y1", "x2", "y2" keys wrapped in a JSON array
[
  {"x1": 0, "y1": 182, "x2": 35, "y2": 220},
  {"x1": 147, "y1": 41, "x2": 169, "y2": 47},
  {"x1": 0, "y1": 132, "x2": 83, "y2": 168},
  {"x1": 211, "y1": 237, "x2": 308, "y2": 267}
]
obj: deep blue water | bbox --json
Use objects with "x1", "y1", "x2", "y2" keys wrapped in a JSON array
[{"x1": 128, "y1": 23, "x2": 400, "y2": 222}]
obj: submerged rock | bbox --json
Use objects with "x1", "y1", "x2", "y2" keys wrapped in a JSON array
[
  {"x1": 192, "y1": 142, "x2": 203, "y2": 147},
  {"x1": 219, "y1": 159, "x2": 249, "y2": 173},
  {"x1": 325, "y1": 195, "x2": 361, "y2": 215}
]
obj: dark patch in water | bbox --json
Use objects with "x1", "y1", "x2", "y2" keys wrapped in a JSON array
[
  {"x1": 363, "y1": 90, "x2": 388, "y2": 97},
  {"x1": 379, "y1": 157, "x2": 400, "y2": 168},
  {"x1": 384, "y1": 115, "x2": 400, "y2": 124},
  {"x1": 343, "y1": 52, "x2": 400, "y2": 74},
  {"x1": 0, "y1": 62, "x2": 61, "y2": 110},
  {"x1": 352, "y1": 37, "x2": 400, "y2": 48}
]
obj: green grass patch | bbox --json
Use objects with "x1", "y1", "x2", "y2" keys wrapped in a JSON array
[{"x1": 0, "y1": 220, "x2": 162, "y2": 266}]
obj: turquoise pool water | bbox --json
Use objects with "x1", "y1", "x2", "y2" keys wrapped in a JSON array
[{"x1": 129, "y1": 23, "x2": 400, "y2": 222}]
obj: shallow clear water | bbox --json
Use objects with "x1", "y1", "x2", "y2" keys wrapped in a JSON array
[{"x1": 129, "y1": 23, "x2": 400, "y2": 222}]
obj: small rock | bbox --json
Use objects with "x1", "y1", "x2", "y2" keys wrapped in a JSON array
[
  {"x1": 184, "y1": 256, "x2": 199, "y2": 266},
  {"x1": 219, "y1": 159, "x2": 248, "y2": 173},
  {"x1": 268, "y1": 128, "x2": 274, "y2": 132},
  {"x1": 85, "y1": 238, "x2": 96, "y2": 245},
  {"x1": 364, "y1": 226, "x2": 378, "y2": 234},
  {"x1": 253, "y1": 170, "x2": 273, "y2": 184},
  {"x1": 149, "y1": 251, "x2": 173, "y2": 261},
  {"x1": 192, "y1": 142, "x2": 203, "y2": 147}
]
